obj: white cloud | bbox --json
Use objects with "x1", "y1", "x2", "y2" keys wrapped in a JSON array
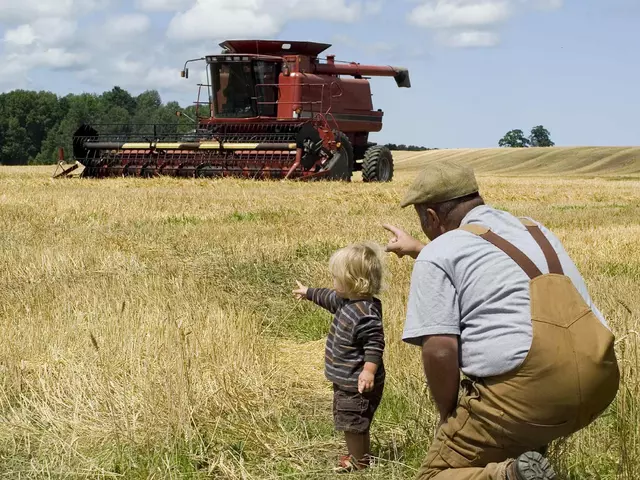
[
  {"x1": 364, "y1": 0, "x2": 384, "y2": 15},
  {"x1": 144, "y1": 66, "x2": 193, "y2": 91},
  {"x1": 0, "y1": 0, "x2": 102, "y2": 89},
  {"x1": 409, "y1": 1, "x2": 511, "y2": 28},
  {"x1": 103, "y1": 13, "x2": 152, "y2": 39},
  {"x1": 76, "y1": 60, "x2": 193, "y2": 94},
  {"x1": 4, "y1": 18, "x2": 77, "y2": 47},
  {"x1": 168, "y1": 2, "x2": 281, "y2": 40},
  {"x1": 4, "y1": 25, "x2": 36, "y2": 46},
  {"x1": 167, "y1": 0, "x2": 365, "y2": 42},
  {"x1": 439, "y1": 30, "x2": 500, "y2": 47},
  {"x1": 28, "y1": 49, "x2": 89, "y2": 69},
  {"x1": 531, "y1": 0, "x2": 562, "y2": 10},
  {"x1": 0, "y1": 0, "x2": 385, "y2": 94},
  {"x1": 135, "y1": 0, "x2": 194, "y2": 12},
  {"x1": 34, "y1": 18, "x2": 78, "y2": 46},
  {"x1": 286, "y1": 0, "x2": 362, "y2": 22},
  {"x1": 1, "y1": 16, "x2": 84, "y2": 89},
  {"x1": 113, "y1": 57, "x2": 148, "y2": 76},
  {"x1": 5, "y1": 48, "x2": 88, "y2": 73},
  {"x1": 0, "y1": 0, "x2": 107, "y2": 24},
  {"x1": 409, "y1": 0, "x2": 563, "y2": 48},
  {"x1": 331, "y1": 34, "x2": 397, "y2": 56}
]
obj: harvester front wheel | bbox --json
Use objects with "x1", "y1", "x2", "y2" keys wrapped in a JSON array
[
  {"x1": 323, "y1": 131, "x2": 353, "y2": 181},
  {"x1": 362, "y1": 145, "x2": 394, "y2": 182}
]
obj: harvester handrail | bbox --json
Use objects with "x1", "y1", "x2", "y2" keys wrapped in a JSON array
[
  {"x1": 254, "y1": 81, "x2": 343, "y2": 115},
  {"x1": 317, "y1": 110, "x2": 340, "y2": 134},
  {"x1": 329, "y1": 81, "x2": 344, "y2": 100},
  {"x1": 316, "y1": 57, "x2": 357, "y2": 65},
  {"x1": 194, "y1": 83, "x2": 213, "y2": 119}
]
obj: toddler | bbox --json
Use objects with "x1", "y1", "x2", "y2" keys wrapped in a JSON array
[{"x1": 293, "y1": 242, "x2": 386, "y2": 473}]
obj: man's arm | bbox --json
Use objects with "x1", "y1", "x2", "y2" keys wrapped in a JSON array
[
  {"x1": 401, "y1": 260, "x2": 461, "y2": 424},
  {"x1": 421, "y1": 335, "x2": 460, "y2": 424}
]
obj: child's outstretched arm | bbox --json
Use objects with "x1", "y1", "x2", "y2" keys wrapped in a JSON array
[
  {"x1": 355, "y1": 314, "x2": 385, "y2": 393},
  {"x1": 292, "y1": 281, "x2": 344, "y2": 314}
]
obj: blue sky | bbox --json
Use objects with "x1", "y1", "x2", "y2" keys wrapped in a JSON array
[{"x1": 0, "y1": 0, "x2": 638, "y2": 149}]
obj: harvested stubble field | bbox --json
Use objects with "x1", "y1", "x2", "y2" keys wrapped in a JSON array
[{"x1": 0, "y1": 146, "x2": 639, "y2": 479}]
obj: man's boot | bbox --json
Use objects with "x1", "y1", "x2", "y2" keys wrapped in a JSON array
[{"x1": 506, "y1": 451, "x2": 557, "y2": 480}]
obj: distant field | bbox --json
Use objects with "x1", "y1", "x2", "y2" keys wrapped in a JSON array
[
  {"x1": 392, "y1": 146, "x2": 640, "y2": 178},
  {"x1": 0, "y1": 150, "x2": 638, "y2": 478}
]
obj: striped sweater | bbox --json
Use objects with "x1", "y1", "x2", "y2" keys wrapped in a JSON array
[{"x1": 306, "y1": 288, "x2": 385, "y2": 392}]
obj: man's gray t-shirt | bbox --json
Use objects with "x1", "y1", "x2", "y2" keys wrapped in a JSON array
[{"x1": 402, "y1": 204, "x2": 609, "y2": 378}]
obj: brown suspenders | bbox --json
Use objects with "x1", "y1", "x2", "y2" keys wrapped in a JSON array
[
  {"x1": 459, "y1": 219, "x2": 564, "y2": 279},
  {"x1": 522, "y1": 224, "x2": 564, "y2": 276}
]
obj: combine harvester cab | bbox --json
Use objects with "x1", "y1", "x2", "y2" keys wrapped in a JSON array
[{"x1": 68, "y1": 40, "x2": 411, "y2": 182}]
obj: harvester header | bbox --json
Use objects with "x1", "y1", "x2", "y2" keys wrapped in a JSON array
[{"x1": 64, "y1": 39, "x2": 411, "y2": 182}]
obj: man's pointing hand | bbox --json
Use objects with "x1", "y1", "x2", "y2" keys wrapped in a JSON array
[{"x1": 383, "y1": 224, "x2": 426, "y2": 259}]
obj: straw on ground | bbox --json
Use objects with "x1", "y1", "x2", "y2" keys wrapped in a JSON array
[{"x1": 0, "y1": 147, "x2": 638, "y2": 479}]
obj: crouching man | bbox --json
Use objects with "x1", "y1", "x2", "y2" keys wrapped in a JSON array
[{"x1": 384, "y1": 160, "x2": 619, "y2": 480}]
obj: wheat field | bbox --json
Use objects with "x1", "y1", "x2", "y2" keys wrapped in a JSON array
[
  {"x1": 0, "y1": 147, "x2": 639, "y2": 479},
  {"x1": 392, "y1": 146, "x2": 640, "y2": 177}
]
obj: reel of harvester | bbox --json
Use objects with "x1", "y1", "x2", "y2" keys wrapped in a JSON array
[{"x1": 70, "y1": 117, "x2": 352, "y2": 181}]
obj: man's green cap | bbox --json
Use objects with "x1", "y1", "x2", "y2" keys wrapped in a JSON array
[{"x1": 400, "y1": 159, "x2": 479, "y2": 208}]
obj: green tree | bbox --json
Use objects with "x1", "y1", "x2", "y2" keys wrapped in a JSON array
[
  {"x1": 0, "y1": 118, "x2": 30, "y2": 164},
  {"x1": 102, "y1": 86, "x2": 137, "y2": 115},
  {"x1": 36, "y1": 93, "x2": 104, "y2": 164},
  {"x1": 132, "y1": 90, "x2": 163, "y2": 133},
  {"x1": 0, "y1": 90, "x2": 65, "y2": 164},
  {"x1": 529, "y1": 125, "x2": 555, "y2": 147},
  {"x1": 499, "y1": 129, "x2": 530, "y2": 148}
]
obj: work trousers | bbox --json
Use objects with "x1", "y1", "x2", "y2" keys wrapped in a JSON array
[{"x1": 417, "y1": 236, "x2": 620, "y2": 479}]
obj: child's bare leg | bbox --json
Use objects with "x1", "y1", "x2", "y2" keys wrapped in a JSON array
[{"x1": 345, "y1": 431, "x2": 370, "y2": 466}]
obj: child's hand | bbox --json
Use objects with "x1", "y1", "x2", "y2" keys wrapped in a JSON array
[
  {"x1": 358, "y1": 370, "x2": 375, "y2": 393},
  {"x1": 292, "y1": 281, "x2": 308, "y2": 300}
]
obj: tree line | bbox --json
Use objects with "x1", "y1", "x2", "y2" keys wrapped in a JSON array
[
  {"x1": 0, "y1": 87, "x2": 203, "y2": 165},
  {"x1": 499, "y1": 125, "x2": 555, "y2": 148},
  {"x1": 0, "y1": 87, "x2": 434, "y2": 165},
  {"x1": 383, "y1": 144, "x2": 435, "y2": 151}
]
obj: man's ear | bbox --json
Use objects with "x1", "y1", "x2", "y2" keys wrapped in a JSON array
[{"x1": 426, "y1": 208, "x2": 440, "y2": 229}]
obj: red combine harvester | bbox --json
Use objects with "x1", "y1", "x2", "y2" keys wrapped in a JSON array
[{"x1": 66, "y1": 40, "x2": 411, "y2": 182}]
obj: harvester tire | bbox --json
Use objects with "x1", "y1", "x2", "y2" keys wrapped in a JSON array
[
  {"x1": 324, "y1": 131, "x2": 353, "y2": 181},
  {"x1": 334, "y1": 130, "x2": 354, "y2": 170},
  {"x1": 362, "y1": 145, "x2": 394, "y2": 182}
]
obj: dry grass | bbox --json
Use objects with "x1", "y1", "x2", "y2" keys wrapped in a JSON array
[
  {"x1": 0, "y1": 149, "x2": 638, "y2": 479},
  {"x1": 394, "y1": 146, "x2": 640, "y2": 178}
]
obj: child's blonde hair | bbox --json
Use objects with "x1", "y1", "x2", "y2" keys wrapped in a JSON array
[{"x1": 329, "y1": 242, "x2": 386, "y2": 298}]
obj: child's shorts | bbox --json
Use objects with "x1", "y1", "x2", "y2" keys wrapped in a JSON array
[{"x1": 333, "y1": 383, "x2": 384, "y2": 434}]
